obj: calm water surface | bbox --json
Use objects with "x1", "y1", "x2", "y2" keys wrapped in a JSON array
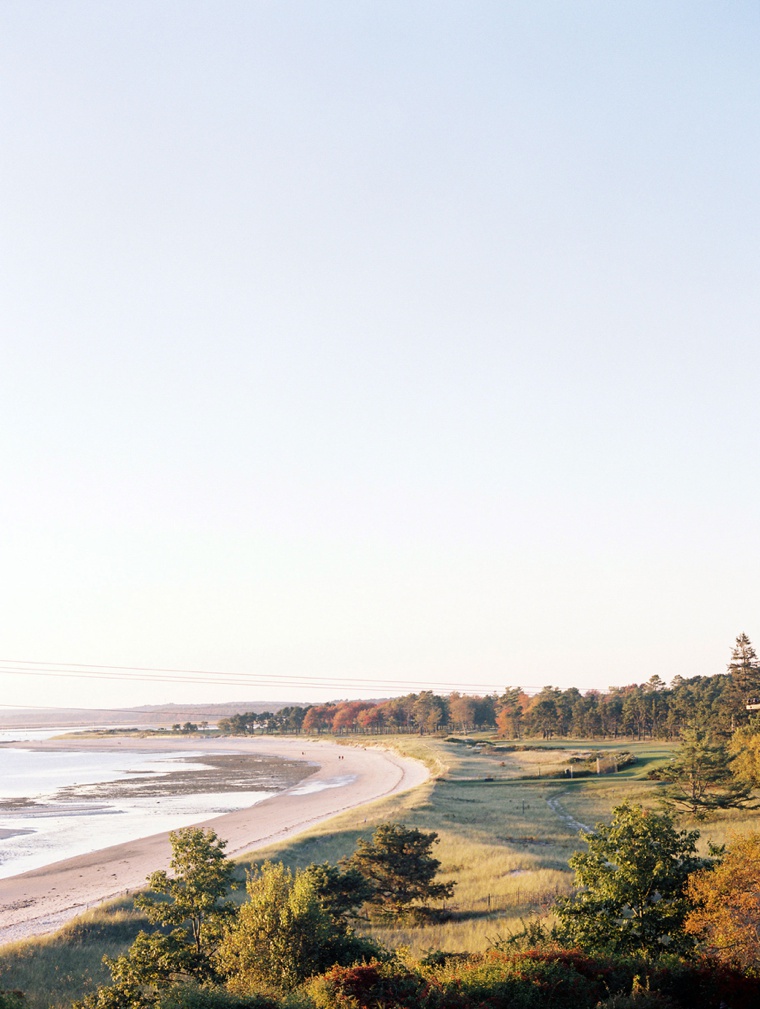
[{"x1": 0, "y1": 729, "x2": 308, "y2": 877}]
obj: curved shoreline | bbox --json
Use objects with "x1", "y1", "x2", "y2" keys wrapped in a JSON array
[{"x1": 0, "y1": 736, "x2": 429, "y2": 945}]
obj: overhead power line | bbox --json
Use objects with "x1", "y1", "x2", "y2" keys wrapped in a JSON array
[{"x1": 0, "y1": 658, "x2": 553, "y2": 695}]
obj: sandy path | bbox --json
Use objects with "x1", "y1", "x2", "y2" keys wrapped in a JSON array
[
  {"x1": 545, "y1": 792, "x2": 592, "y2": 834},
  {"x1": 0, "y1": 736, "x2": 428, "y2": 944}
]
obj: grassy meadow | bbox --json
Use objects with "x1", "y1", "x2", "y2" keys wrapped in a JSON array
[{"x1": 2, "y1": 732, "x2": 758, "y2": 1008}]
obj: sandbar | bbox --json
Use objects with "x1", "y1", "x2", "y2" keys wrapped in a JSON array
[{"x1": 0, "y1": 736, "x2": 428, "y2": 944}]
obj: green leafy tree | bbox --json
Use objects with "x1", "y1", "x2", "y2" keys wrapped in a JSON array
[
  {"x1": 215, "y1": 861, "x2": 377, "y2": 995},
  {"x1": 301, "y1": 861, "x2": 375, "y2": 923},
  {"x1": 661, "y1": 725, "x2": 755, "y2": 818},
  {"x1": 555, "y1": 802, "x2": 707, "y2": 958},
  {"x1": 137, "y1": 828, "x2": 236, "y2": 956},
  {"x1": 77, "y1": 932, "x2": 201, "y2": 1009},
  {"x1": 728, "y1": 714, "x2": 760, "y2": 787},
  {"x1": 343, "y1": 822, "x2": 455, "y2": 921},
  {"x1": 75, "y1": 828, "x2": 235, "y2": 1009}
]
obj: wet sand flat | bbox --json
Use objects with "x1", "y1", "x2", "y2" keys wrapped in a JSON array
[{"x1": 0, "y1": 736, "x2": 427, "y2": 944}]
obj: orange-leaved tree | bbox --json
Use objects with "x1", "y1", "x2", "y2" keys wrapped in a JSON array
[{"x1": 685, "y1": 831, "x2": 760, "y2": 973}]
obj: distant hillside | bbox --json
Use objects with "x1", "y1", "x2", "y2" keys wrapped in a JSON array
[{"x1": 0, "y1": 701, "x2": 297, "y2": 729}]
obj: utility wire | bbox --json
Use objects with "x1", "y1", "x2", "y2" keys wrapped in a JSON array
[{"x1": 0, "y1": 658, "x2": 547, "y2": 694}]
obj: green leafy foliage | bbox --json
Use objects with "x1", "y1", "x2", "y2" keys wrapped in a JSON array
[
  {"x1": 555, "y1": 803, "x2": 707, "y2": 958},
  {"x1": 728, "y1": 714, "x2": 760, "y2": 787},
  {"x1": 137, "y1": 828, "x2": 235, "y2": 956},
  {"x1": 212, "y1": 633, "x2": 760, "y2": 741},
  {"x1": 300, "y1": 862, "x2": 374, "y2": 923},
  {"x1": 73, "y1": 829, "x2": 236, "y2": 1009},
  {"x1": 342, "y1": 822, "x2": 455, "y2": 921},
  {"x1": 660, "y1": 725, "x2": 756, "y2": 818},
  {"x1": 727, "y1": 633, "x2": 760, "y2": 716},
  {"x1": 429, "y1": 950, "x2": 609, "y2": 1008},
  {"x1": 152, "y1": 982, "x2": 278, "y2": 1009},
  {"x1": 215, "y1": 862, "x2": 378, "y2": 995},
  {"x1": 0, "y1": 992, "x2": 24, "y2": 1009}
]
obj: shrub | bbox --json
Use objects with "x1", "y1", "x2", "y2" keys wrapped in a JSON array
[
  {"x1": 430, "y1": 950, "x2": 610, "y2": 1009},
  {"x1": 596, "y1": 994, "x2": 672, "y2": 1008},
  {"x1": 153, "y1": 984, "x2": 279, "y2": 1009},
  {"x1": 304, "y1": 961, "x2": 428, "y2": 1009}
]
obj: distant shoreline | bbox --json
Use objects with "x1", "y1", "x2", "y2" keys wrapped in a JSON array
[{"x1": 0, "y1": 736, "x2": 428, "y2": 945}]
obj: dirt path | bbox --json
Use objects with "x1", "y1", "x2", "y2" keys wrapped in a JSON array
[{"x1": 545, "y1": 792, "x2": 592, "y2": 835}]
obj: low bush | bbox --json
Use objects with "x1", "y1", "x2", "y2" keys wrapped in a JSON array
[
  {"x1": 304, "y1": 961, "x2": 427, "y2": 1009},
  {"x1": 429, "y1": 950, "x2": 613, "y2": 1009},
  {"x1": 154, "y1": 984, "x2": 279, "y2": 1009},
  {"x1": 298, "y1": 951, "x2": 760, "y2": 1009}
]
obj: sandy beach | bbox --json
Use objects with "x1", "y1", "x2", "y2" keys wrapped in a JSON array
[{"x1": 0, "y1": 736, "x2": 428, "y2": 944}]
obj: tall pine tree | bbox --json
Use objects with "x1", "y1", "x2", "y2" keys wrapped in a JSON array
[{"x1": 728, "y1": 633, "x2": 760, "y2": 725}]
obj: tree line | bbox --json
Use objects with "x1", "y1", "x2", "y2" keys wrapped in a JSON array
[{"x1": 218, "y1": 634, "x2": 760, "y2": 741}]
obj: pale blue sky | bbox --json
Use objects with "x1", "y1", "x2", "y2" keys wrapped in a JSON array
[{"x1": 1, "y1": 2, "x2": 758, "y2": 708}]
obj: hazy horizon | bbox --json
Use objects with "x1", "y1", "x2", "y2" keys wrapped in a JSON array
[{"x1": 2, "y1": 2, "x2": 759, "y2": 709}]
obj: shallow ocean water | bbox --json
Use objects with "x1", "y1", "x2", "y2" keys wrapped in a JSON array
[{"x1": 0, "y1": 730, "x2": 310, "y2": 877}]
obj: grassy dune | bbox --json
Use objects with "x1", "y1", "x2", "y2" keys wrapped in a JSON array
[
  {"x1": 3, "y1": 733, "x2": 756, "y2": 1008},
  {"x1": 0, "y1": 902, "x2": 146, "y2": 1009}
]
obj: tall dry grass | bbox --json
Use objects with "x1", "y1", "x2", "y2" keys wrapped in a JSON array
[{"x1": 0, "y1": 900, "x2": 146, "y2": 1009}]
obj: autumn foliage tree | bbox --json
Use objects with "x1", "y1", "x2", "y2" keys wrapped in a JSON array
[
  {"x1": 685, "y1": 832, "x2": 760, "y2": 973},
  {"x1": 495, "y1": 687, "x2": 526, "y2": 738}
]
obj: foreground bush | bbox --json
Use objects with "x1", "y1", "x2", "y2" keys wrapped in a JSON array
[
  {"x1": 153, "y1": 984, "x2": 278, "y2": 1009},
  {"x1": 305, "y1": 961, "x2": 427, "y2": 1009},
  {"x1": 299, "y1": 950, "x2": 760, "y2": 1009}
]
